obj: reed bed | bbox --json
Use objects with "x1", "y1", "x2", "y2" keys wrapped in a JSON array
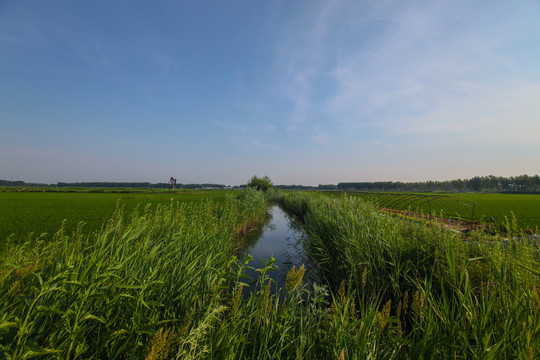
[
  {"x1": 281, "y1": 192, "x2": 540, "y2": 358},
  {"x1": 0, "y1": 191, "x2": 268, "y2": 359},
  {"x1": 1, "y1": 190, "x2": 538, "y2": 359}
]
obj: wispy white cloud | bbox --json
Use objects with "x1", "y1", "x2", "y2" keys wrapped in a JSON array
[
  {"x1": 68, "y1": 36, "x2": 114, "y2": 67},
  {"x1": 263, "y1": 0, "x2": 540, "y2": 180},
  {"x1": 151, "y1": 52, "x2": 173, "y2": 75},
  {"x1": 234, "y1": 100, "x2": 267, "y2": 113},
  {"x1": 323, "y1": 0, "x2": 540, "y2": 144},
  {"x1": 312, "y1": 129, "x2": 329, "y2": 146},
  {"x1": 365, "y1": 140, "x2": 383, "y2": 147},
  {"x1": 3, "y1": 0, "x2": 540, "y2": 184},
  {"x1": 216, "y1": 120, "x2": 249, "y2": 134},
  {"x1": 218, "y1": 118, "x2": 279, "y2": 153},
  {"x1": 273, "y1": 0, "x2": 344, "y2": 131},
  {"x1": 217, "y1": 119, "x2": 276, "y2": 135},
  {"x1": 247, "y1": 137, "x2": 280, "y2": 151},
  {"x1": 391, "y1": 81, "x2": 540, "y2": 144},
  {"x1": 230, "y1": 136, "x2": 280, "y2": 152},
  {"x1": 0, "y1": 18, "x2": 41, "y2": 45}
]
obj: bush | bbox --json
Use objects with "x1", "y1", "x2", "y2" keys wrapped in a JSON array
[{"x1": 246, "y1": 175, "x2": 273, "y2": 192}]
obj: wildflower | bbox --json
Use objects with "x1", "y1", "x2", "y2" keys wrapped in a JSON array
[
  {"x1": 285, "y1": 264, "x2": 306, "y2": 293},
  {"x1": 403, "y1": 291, "x2": 409, "y2": 316},
  {"x1": 376, "y1": 300, "x2": 391, "y2": 329},
  {"x1": 338, "y1": 280, "x2": 347, "y2": 307},
  {"x1": 412, "y1": 291, "x2": 423, "y2": 319},
  {"x1": 362, "y1": 267, "x2": 368, "y2": 289},
  {"x1": 262, "y1": 280, "x2": 271, "y2": 303},
  {"x1": 232, "y1": 283, "x2": 244, "y2": 313},
  {"x1": 146, "y1": 327, "x2": 176, "y2": 360}
]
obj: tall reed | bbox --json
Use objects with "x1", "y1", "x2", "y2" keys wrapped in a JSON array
[
  {"x1": 281, "y1": 192, "x2": 539, "y2": 358},
  {"x1": 0, "y1": 191, "x2": 267, "y2": 359},
  {"x1": 1, "y1": 190, "x2": 538, "y2": 359}
]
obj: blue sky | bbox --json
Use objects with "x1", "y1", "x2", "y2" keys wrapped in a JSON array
[{"x1": 1, "y1": 1, "x2": 540, "y2": 185}]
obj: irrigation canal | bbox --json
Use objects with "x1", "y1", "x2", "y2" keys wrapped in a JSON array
[{"x1": 240, "y1": 205, "x2": 310, "y2": 293}]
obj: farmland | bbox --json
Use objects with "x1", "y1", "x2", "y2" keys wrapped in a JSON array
[
  {"x1": 0, "y1": 189, "x2": 237, "y2": 244},
  {"x1": 2, "y1": 189, "x2": 539, "y2": 244},
  {"x1": 339, "y1": 191, "x2": 540, "y2": 231},
  {"x1": 458, "y1": 192, "x2": 540, "y2": 230},
  {"x1": 1, "y1": 188, "x2": 539, "y2": 358}
]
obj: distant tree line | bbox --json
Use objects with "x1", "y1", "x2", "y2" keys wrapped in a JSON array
[
  {"x1": 333, "y1": 175, "x2": 540, "y2": 193},
  {"x1": 56, "y1": 182, "x2": 153, "y2": 188},
  {"x1": 2, "y1": 175, "x2": 539, "y2": 193},
  {"x1": 275, "y1": 184, "x2": 317, "y2": 190},
  {"x1": 0, "y1": 180, "x2": 25, "y2": 186},
  {"x1": 153, "y1": 183, "x2": 229, "y2": 189},
  {"x1": 55, "y1": 182, "x2": 229, "y2": 189},
  {"x1": 0, "y1": 180, "x2": 230, "y2": 190}
]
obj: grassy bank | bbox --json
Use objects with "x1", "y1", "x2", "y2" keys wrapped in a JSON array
[
  {"x1": 1, "y1": 190, "x2": 538, "y2": 358},
  {"x1": 0, "y1": 188, "x2": 269, "y2": 359},
  {"x1": 281, "y1": 192, "x2": 539, "y2": 358}
]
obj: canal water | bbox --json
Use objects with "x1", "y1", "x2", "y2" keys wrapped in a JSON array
[{"x1": 240, "y1": 205, "x2": 308, "y2": 293}]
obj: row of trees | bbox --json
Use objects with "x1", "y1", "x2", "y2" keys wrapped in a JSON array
[
  {"x1": 3, "y1": 175, "x2": 539, "y2": 193},
  {"x1": 54, "y1": 182, "x2": 230, "y2": 189},
  {"x1": 0, "y1": 180, "x2": 25, "y2": 187},
  {"x1": 335, "y1": 175, "x2": 540, "y2": 193}
]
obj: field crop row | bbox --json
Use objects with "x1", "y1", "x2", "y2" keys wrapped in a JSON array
[
  {"x1": 0, "y1": 190, "x2": 236, "y2": 244},
  {"x1": 338, "y1": 191, "x2": 540, "y2": 230},
  {"x1": 2, "y1": 189, "x2": 538, "y2": 245},
  {"x1": 457, "y1": 192, "x2": 540, "y2": 230}
]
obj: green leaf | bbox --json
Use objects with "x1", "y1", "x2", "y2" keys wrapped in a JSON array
[
  {"x1": 21, "y1": 343, "x2": 61, "y2": 359},
  {"x1": 517, "y1": 262, "x2": 540, "y2": 277},
  {"x1": 83, "y1": 314, "x2": 106, "y2": 324},
  {"x1": 0, "y1": 321, "x2": 18, "y2": 331}
]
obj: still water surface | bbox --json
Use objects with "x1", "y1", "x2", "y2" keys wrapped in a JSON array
[{"x1": 241, "y1": 205, "x2": 306, "y2": 292}]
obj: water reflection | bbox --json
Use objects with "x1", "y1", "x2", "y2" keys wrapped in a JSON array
[{"x1": 240, "y1": 206, "x2": 306, "y2": 292}]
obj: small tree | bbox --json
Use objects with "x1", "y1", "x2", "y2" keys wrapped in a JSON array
[{"x1": 247, "y1": 175, "x2": 273, "y2": 192}]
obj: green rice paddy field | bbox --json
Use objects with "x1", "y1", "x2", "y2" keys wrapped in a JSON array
[
  {"x1": 457, "y1": 192, "x2": 540, "y2": 229},
  {"x1": 0, "y1": 189, "x2": 237, "y2": 243},
  {"x1": 343, "y1": 191, "x2": 540, "y2": 230},
  {"x1": 1, "y1": 189, "x2": 539, "y2": 244}
]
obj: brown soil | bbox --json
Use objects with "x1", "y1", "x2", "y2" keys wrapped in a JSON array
[{"x1": 378, "y1": 207, "x2": 490, "y2": 234}]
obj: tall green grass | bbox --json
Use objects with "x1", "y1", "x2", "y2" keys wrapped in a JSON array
[
  {"x1": 0, "y1": 188, "x2": 414, "y2": 359},
  {"x1": 1, "y1": 190, "x2": 538, "y2": 359},
  {"x1": 281, "y1": 192, "x2": 540, "y2": 358},
  {"x1": 0, "y1": 191, "x2": 268, "y2": 359}
]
